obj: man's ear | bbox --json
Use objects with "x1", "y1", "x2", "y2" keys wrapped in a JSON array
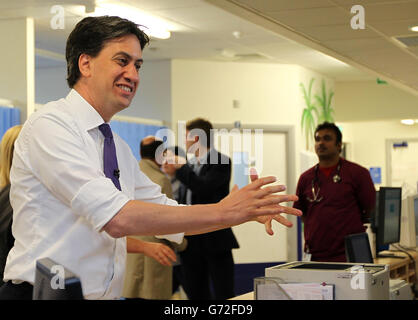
[
  {"x1": 337, "y1": 142, "x2": 342, "y2": 153},
  {"x1": 78, "y1": 53, "x2": 92, "y2": 78}
]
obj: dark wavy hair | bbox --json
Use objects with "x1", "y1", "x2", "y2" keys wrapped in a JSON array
[
  {"x1": 186, "y1": 118, "x2": 213, "y2": 148},
  {"x1": 315, "y1": 122, "x2": 342, "y2": 144},
  {"x1": 65, "y1": 16, "x2": 150, "y2": 88},
  {"x1": 140, "y1": 139, "x2": 164, "y2": 160}
]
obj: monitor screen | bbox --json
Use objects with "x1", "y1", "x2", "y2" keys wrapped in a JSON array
[
  {"x1": 33, "y1": 258, "x2": 84, "y2": 300},
  {"x1": 377, "y1": 187, "x2": 402, "y2": 248},
  {"x1": 345, "y1": 233, "x2": 373, "y2": 263}
]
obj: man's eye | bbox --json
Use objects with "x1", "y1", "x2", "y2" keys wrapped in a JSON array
[
  {"x1": 117, "y1": 58, "x2": 128, "y2": 65},
  {"x1": 135, "y1": 64, "x2": 141, "y2": 71}
]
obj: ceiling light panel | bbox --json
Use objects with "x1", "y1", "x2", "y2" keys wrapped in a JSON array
[{"x1": 89, "y1": 2, "x2": 178, "y2": 39}]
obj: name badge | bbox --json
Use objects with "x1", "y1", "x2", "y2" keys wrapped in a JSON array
[{"x1": 302, "y1": 252, "x2": 312, "y2": 262}]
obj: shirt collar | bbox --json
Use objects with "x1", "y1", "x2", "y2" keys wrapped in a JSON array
[
  {"x1": 198, "y1": 147, "x2": 211, "y2": 163},
  {"x1": 65, "y1": 89, "x2": 106, "y2": 131}
]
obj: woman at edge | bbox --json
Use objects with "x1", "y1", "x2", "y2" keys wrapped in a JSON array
[{"x1": 0, "y1": 125, "x2": 22, "y2": 285}]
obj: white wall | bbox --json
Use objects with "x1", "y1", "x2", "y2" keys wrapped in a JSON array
[
  {"x1": 335, "y1": 79, "x2": 418, "y2": 188},
  {"x1": 339, "y1": 120, "x2": 418, "y2": 187},
  {"x1": 335, "y1": 81, "x2": 418, "y2": 122},
  {"x1": 35, "y1": 65, "x2": 69, "y2": 104},
  {"x1": 119, "y1": 60, "x2": 172, "y2": 123},
  {"x1": 35, "y1": 60, "x2": 172, "y2": 123},
  {"x1": 171, "y1": 59, "x2": 334, "y2": 177},
  {"x1": 0, "y1": 17, "x2": 35, "y2": 121}
]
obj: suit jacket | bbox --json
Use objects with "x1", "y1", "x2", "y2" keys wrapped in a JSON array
[
  {"x1": 176, "y1": 149, "x2": 239, "y2": 253},
  {"x1": 123, "y1": 159, "x2": 187, "y2": 299},
  {"x1": 0, "y1": 184, "x2": 14, "y2": 285}
]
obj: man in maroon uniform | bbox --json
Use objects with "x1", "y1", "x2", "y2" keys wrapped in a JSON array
[{"x1": 294, "y1": 122, "x2": 375, "y2": 262}]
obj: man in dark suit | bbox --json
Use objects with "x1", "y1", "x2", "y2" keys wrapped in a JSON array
[{"x1": 163, "y1": 118, "x2": 239, "y2": 300}]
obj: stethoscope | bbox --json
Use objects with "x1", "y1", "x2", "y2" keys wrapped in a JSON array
[{"x1": 307, "y1": 160, "x2": 342, "y2": 203}]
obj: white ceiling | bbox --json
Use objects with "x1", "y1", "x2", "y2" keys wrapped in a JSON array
[
  {"x1": 0, "y1": 0, "x2": 377, "y2": 82},
  {"x1": 208, "y1": 0, "x2": 418, "y2": 96},
  {"x1": 0, "y1": 0, "x2": 417, "y2": 95}
]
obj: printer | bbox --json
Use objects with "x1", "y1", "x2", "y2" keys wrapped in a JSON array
[{"x1": 265, "y1": 261, "x2": 390, "y2": 300}]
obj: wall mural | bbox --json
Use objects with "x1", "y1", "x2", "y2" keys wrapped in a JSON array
[{"x1": 300, "y1": 78, "x2": 335, "y2": 150}]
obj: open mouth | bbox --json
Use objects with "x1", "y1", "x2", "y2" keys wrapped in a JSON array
[{"x1": 116, "y1": 84, "x2": 133, "y2": 93}]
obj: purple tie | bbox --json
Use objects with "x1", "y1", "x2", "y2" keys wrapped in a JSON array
[{"x1": 99, "y1": 123, "x2": 121, "y2": 191}]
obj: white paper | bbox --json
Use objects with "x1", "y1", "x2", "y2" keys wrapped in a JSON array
[{"x1": 279, "y1": 283, "x2": 334, "y2": 300}]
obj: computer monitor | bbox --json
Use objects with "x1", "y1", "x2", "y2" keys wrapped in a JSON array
[
  {"x1": 376, "y1": 187, "x2": 403, "y2": 258},
  {"x1": 400, "y1": 194, "x2": 418, "y2": 248},
  {"x1": 345, "y1": 233, "x2": 374, "y2": 263},
  {"x1": 33, "y1": 257, "x2": 84, "y2": 300}
]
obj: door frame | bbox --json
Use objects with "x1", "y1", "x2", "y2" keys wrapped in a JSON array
[
  {"x1": 386, "y1": 137, "x2": 418, "y2": 186},
  {"x1": 213, "y1": 123, "x2": 297, "y2": 261}
]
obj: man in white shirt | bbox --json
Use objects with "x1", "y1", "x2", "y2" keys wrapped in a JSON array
[{"x1": 0, "y1": 16, "x2": 301, "y2": 300}]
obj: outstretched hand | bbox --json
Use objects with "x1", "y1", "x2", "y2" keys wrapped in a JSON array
[{"x1": 225, "y1": 168, "x2": 302, "y2": 235}]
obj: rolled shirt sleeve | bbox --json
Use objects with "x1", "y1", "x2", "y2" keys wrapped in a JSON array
[
  {"x1": 71, "y1": 178, "x2": 130, "y2": 231},
  {"x1": 133, "y1": 162, "x2": 184, "y2": 243},
  {"x1": 22, "y1": 112, "x2": 128, "y2": 230}
]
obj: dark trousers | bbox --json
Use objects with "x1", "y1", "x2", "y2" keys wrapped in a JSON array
[
  {"x1": 0, "y1": 281, "x2": 33, "y2": 300},
  {"x1": 179, "y1": 249, "x2": 235, "y2": 300},
  {"x1": 172, "y1": 265, "x2": 184, "y2": 294}
]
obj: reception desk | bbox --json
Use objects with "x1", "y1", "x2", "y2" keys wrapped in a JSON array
[{"x1": 374, "y1": 249, "x2": 417, "y2": 284}]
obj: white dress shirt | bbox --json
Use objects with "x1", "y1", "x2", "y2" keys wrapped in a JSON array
[
  {"x1": 4, "y1": 89, "x2": 182, "y2": 299},
  {"x1": 185, "y1": 148, "x2": 209, "y2": 204}
]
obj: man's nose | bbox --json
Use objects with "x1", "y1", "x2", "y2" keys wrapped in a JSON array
[
  {"x1": 125, "y1": 64, "x2": 139, "y2": 84},
  {"x1": 317, "y1": 140, "x2": 325, "y2": 147}
]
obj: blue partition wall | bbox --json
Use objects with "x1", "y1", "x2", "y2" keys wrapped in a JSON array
[
  {"x1": 0, "y1": 106, "x2": 21, "y2": 139},
  {"x1": 110, "y1": 120, "x2": 166, "y2": 161}
]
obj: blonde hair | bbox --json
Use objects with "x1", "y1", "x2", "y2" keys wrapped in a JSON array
[{"x1": 0, "y1": 125, "x2": 22, "y2": 189}]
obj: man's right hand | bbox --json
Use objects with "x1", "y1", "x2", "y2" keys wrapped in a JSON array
[
  {"x1": 216, "y1": 174, "x2": 302, "y2": 228},
  {"x1": 104, "y1": 169, "x2": 302, "y2": 239}
]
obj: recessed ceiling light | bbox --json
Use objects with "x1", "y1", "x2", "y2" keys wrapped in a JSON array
[
  {"x1": 409, "y1": 25, "x2": 418, "y2": 32},
  {"x1": 232, "y1": 31, "x2": 242, "y2": 39},
  {"x1": 401, "y1": 119, "x2": 414, "y2": 125},
  {"x1": 89, "y1": 3, "x2": 173, "y2": 39}
]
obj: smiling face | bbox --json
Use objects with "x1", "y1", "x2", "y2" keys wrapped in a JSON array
[
  {"x1": 77, "y1": 34, "x2": 143, "y2": 121},
  {"x1": 314, "y1": 128, "x2": 342, "y2": 161}
]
